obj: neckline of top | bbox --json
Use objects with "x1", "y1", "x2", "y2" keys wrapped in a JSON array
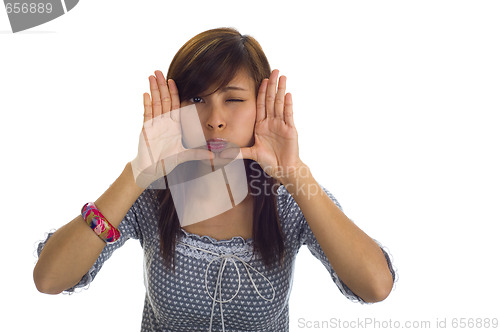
[
  {"x1": 166, "y1": 184, "x2": 290, "y2": 246},
  {"x1": 179, "y1": 227, "x2": 254, "y2": 245}
]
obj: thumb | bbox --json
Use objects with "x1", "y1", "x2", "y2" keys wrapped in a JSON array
[
  {"x1": 219, "y1": 147, "x2": 254, "y2": 161},
  {"x1": 177, "y1": 148, "x2": 214, "y2": 164}
]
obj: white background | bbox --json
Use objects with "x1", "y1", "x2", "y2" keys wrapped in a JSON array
[{"x1": 1, "y1": 1, "x2": 499, "y2": 331}]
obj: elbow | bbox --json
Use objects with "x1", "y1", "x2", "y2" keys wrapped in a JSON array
[
  {"x1": 35, "y1": 285, "x2": 63, "y2": 295},
  {"x1": 33, "y1": 266, "x2": 63, "y2": 295},
  {"x1": 363, "y1": 275, "x2": 394, "y2": 303},
  {"x1": 34, "y1": 278, "x2": 63, "y2": 295},
  {"x1": 364, "y1": 285, "x2": 392, "y2": 303}
]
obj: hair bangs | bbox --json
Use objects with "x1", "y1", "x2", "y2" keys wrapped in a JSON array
[{"x1": 168, "y1": 31, "x2": 256, "y2": 101}]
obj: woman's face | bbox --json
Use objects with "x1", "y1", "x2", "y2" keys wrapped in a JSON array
[{"x1": 180, "y1": 69, "x2": 257, "y2": 160}]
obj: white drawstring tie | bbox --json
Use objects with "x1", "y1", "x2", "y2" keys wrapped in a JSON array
[{"x1": 179, "y1": 242, "x2": 275, "y2": 332}]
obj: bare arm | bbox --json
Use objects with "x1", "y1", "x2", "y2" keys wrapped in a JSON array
[{"x1": 33, "y1": 162, "x2": 144, "y2": 294}]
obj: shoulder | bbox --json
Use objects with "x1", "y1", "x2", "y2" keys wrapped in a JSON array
[
  {"x1": 136, "y1": 186, "x2": 162, "y2": 214},
  {"x1": 275, "y1": 183, "x2": 343, "y2": 250},
  {"x1": 275, "y1": 184, "x2": 305, "y2": 251}
]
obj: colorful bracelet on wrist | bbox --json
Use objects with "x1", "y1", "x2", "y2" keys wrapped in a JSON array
[{"x1": 81, "y1": 202, "x2": 121, "y2": 244}]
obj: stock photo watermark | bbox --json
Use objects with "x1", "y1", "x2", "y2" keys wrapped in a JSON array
[
  {"x1": 248, "y1": 163, "x2": 322, "y2": 199},
  {"x1": 297, "y1": 317, "x2": 499, "y2": 329},
  {"x1": 3, "y1": 0, "x2": 79, "y2": 33}
]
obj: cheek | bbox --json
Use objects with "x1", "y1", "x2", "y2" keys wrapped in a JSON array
[
  {"x1": 179, "y1": 104, "x2": 207, "y2": 148},
  {"x1": 238, "y1": 107, "x2": 256, "y2": 131}
]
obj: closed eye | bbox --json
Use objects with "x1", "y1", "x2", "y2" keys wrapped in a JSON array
[{"x1": 226, "y1": 99, "x2": 245, "y2": 102}]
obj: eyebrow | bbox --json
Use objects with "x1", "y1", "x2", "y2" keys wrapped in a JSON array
[{"x1": 220, "y1": 86, "x2": 248, "y2": 92}]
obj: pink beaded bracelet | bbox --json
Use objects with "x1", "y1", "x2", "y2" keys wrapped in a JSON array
[{"x1": 81, "y1": 202, "x2": 121, "y2": 244}]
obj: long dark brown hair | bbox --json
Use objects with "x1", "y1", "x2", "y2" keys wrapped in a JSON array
[{"x1": 152, "y1": 28, "x2": 284, "y2": 271}]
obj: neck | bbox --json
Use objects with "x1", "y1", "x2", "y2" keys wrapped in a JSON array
[{"x1": 168, "y1": 160, "x2": 252, "y2": 227}]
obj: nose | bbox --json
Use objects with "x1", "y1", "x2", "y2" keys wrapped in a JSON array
[{"x1": 205, "y1": 107, "x2": 226, "y2": 131}]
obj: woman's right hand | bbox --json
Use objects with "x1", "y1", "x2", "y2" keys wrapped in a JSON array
[{"x1": 130, "y1": 70, "x2": 213, "y2": 189}]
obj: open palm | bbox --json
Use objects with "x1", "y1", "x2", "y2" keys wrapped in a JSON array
[
  {"x1": 223, "y1": 70, "x2": 303, "y2": 182},
  {"x1": 131, "y1": 71, "x2": 212, "y2": 189}
]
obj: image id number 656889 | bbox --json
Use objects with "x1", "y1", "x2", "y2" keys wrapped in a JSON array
[{"x1": 451, "y1": 318, "x2": 498, "y2": 329}]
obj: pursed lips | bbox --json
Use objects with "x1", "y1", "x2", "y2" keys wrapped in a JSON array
[{"x1": 206, "y1": 138, "x2": 227, "y2": 152}]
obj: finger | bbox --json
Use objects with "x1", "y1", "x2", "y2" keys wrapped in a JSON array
[
  {"x1": 149, "y1": 75, "x2": 161, "y2": 119},
  {"x1": 274, "y1": 75, "x2": 287, "y2": 119},
  {"x1": 219, "y1": 147, "x2": 255, "y2": 161},
  {"x1": 168, "y1": 79, "x2": 181, "y2": 122},
  {"x1": 168, "y1": 79, "x2": 180, "y2": 110},
  {"x1": 284, "y1": 92, "x2": 295, "y2": 127},
  {"x1": 265, "y1": 69, "x2": 279, "y2": 118},
  {"x1": 143, "y1": 92, "x2": 153, "y2": 123},
  {"x1": 256, "y1": 79, "x2": 268, "y2": 122},
  {"x1": 154, "y1": 70, "x2": 171, "y2": 116}
]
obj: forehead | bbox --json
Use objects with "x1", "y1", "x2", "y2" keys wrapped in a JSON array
[
  {"x1": 201, "y1": 68, "x2": 256, "y2": 97},
  {"x1": 226, "y1": 69, "x2": 253, "y2": 87},
  {"x1": 212, "y1": 72, "x2": 254, "y2": 96}
]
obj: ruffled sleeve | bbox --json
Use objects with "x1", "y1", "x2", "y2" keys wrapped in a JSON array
[
  {"x1": 277, "y1": 184, "x2": 396, "y2": 303},
  {"x1": 35, "y1": 189, "x2": 151, "y2": 294}
]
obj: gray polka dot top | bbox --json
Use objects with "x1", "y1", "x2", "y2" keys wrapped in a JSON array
[{"x1": 37, "y1": 184, "x2": 395, "y2": 331}]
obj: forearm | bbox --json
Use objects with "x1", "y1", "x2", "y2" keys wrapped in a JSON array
[
  {"x1": 33, "y1": 162, "x2": 145, "y2": 294},
  {"x1": 283, "y1": 165, "x2": 393, "y2": 303}
]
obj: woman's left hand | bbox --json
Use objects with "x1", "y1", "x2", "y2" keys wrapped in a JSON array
[{"x1": 222, "y1": 69, "x2": 305, "y2": 183}]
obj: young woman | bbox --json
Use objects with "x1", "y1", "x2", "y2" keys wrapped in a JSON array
[{"x1": 34, "y1": 27, "x2": 396, "y2": 331}]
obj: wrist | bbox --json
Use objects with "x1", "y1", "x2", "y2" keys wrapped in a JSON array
[
  {"x1": 279, "y1": 161, "x2": 313, "y2": 187},
  {"x1": 124, "y1": 162, "x2": 147, "y2": 194},
  {"x1": 278, "y1": 162, "x2": 328, "y2": 201}
]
